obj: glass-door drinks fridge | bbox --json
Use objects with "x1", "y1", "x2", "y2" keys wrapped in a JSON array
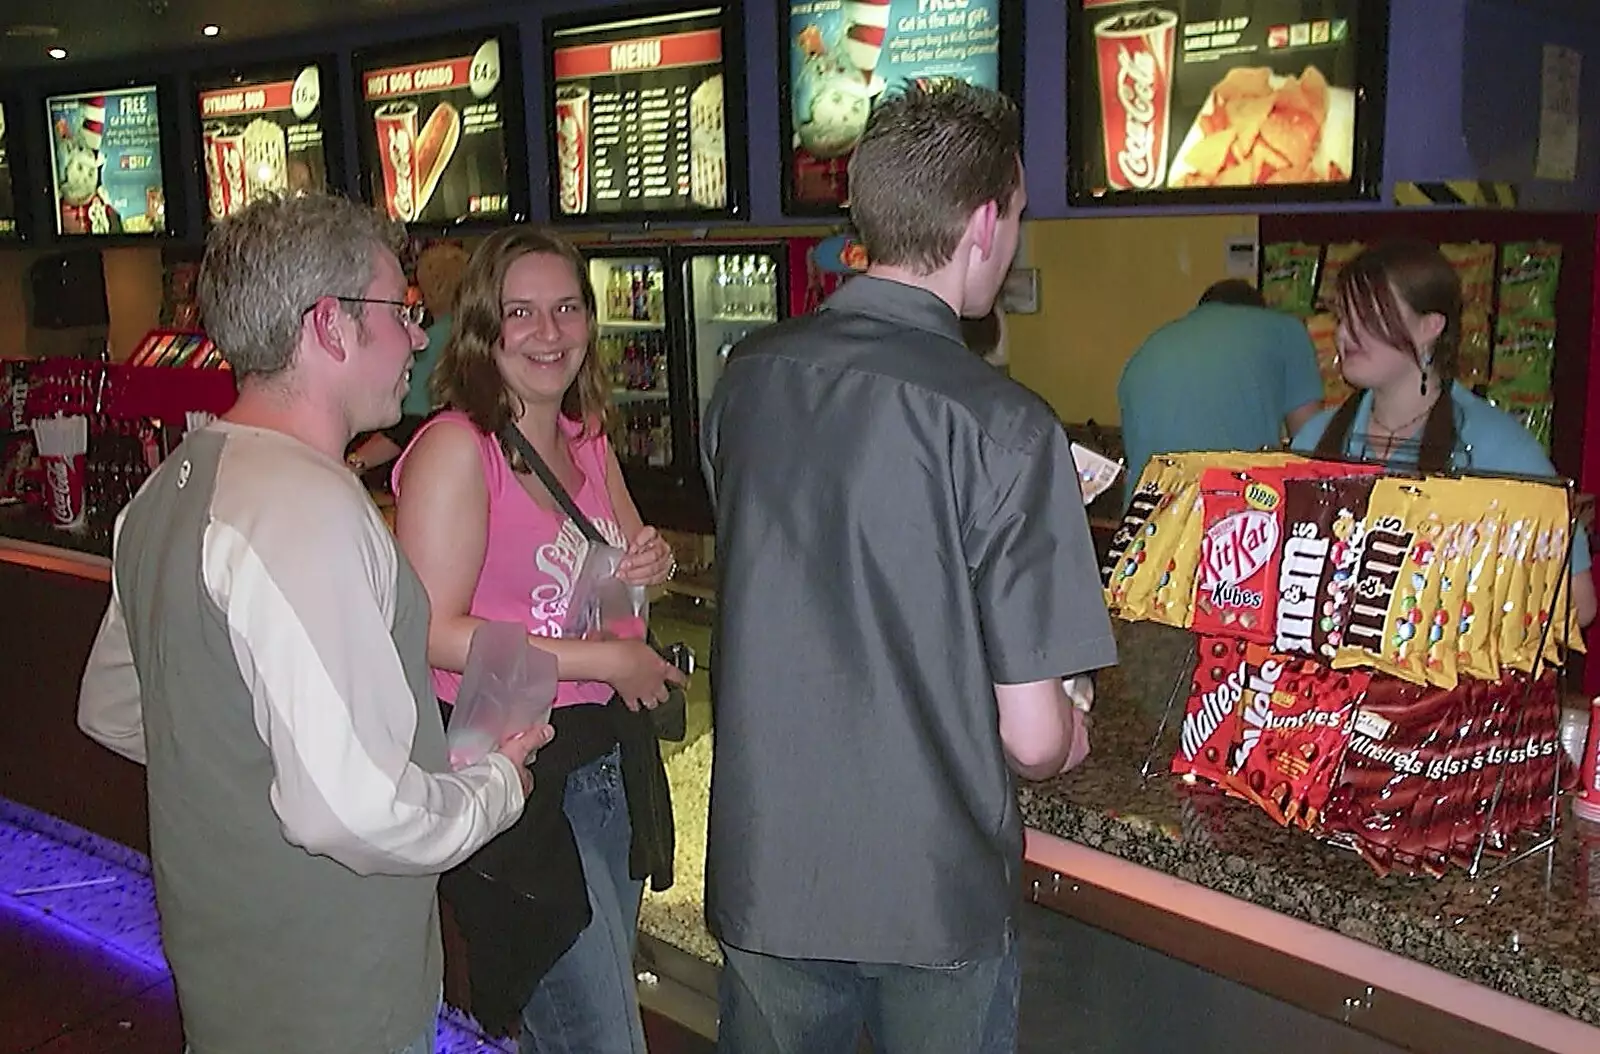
[
  {"x1": 683, "y1": 248, "x2": 781, "y2": 423},
  {"x1": 583, "y1": 242, "x2": 788, "y2": 532}
]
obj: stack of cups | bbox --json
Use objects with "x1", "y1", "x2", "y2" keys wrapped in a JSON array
[
  {"x1": 31, "y1": 414, "x2": 88, "y2": 531},
  {"x1": 186, "y1": 410, "x2": 216, "y2": 434},
  {"x1": 1574, "y1": 697, "x2": 1600, "y2": 823}
]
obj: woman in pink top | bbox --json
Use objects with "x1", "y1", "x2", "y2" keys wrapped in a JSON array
[{"x1": 393, "y1": 227, "x2": 684, "y2": 1053}]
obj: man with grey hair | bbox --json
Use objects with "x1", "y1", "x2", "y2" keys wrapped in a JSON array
[{"x1": 77, "y1": 193, "x2": 549, "y2": 1054}]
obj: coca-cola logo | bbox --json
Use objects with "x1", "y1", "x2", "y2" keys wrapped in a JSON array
[
  {"x1": 1114, "y1": 46, "x2": 1161, "y2": 189},
  {"x1": 1201, "y1": 510, "x2": 1279, "y2": 591},
  {"x1": 46, "y1": 458, "x2": 76, "y2": 524}
]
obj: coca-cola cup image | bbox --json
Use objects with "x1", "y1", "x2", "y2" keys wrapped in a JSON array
[
  {"x1": 211, "y1": 125, "x2": 248, "y2": 217},
  {"x1": 555, "y1": 85, "x2": 590, "y2": 215},
  {"x1": 31, "y1": 415, "x2": 87, "y2": 531},
  {"x1": 374, "y1": 101, "x2": 420, "y2": 222},
  {"x1": 1094, "y1": 7, "x2": 1179, "y2": 191},
  {"x1": 202, "y1": 125, "x2": 227, "y2": 220}
]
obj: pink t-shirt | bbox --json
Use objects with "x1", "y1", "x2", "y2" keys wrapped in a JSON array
[{"x1": 394, "y1": 410, "x2": 629, "y2": 708}]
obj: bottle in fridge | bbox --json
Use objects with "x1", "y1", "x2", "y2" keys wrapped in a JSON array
[{"x1": 683, "y1": 248, "x2": 785, "y2": 424}]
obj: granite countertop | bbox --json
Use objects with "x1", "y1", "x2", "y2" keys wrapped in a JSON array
[
  {"x1": 0, "y1": 505, "x2": 112, "y2": 559},
  {"x1": 16, "y1": 503, "x2": 1596, "y2": 1028},
  {"x1": 1022, "y1": 620, "x2": 1600, "y2": 1028}
]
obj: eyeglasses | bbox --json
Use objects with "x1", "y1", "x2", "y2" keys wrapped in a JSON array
[{"x1": 329, "y1": 296, "x2": 428, "y2": 327}]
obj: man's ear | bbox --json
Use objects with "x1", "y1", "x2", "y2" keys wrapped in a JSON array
[
  {"x1": 967, "y1": 199, "x2": 1000, "y2": 260},
  {"x1": 304, "y1": 297, "x2": 350, "y2": 364}
]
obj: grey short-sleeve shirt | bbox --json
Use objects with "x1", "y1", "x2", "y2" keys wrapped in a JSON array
[{"x1": 701, "y1": 276, "x2": 1117, "y2": 965}]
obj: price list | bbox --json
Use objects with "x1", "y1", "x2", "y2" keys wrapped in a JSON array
[
  {"x1": 550, "y1": 18, "x2": 729, "y2": 218},
  {"x1": 589, "y1": 76, "x2": 695, "y2": 210}
]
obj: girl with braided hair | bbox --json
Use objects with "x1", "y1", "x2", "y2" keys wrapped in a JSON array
[{"x1": 1291, "y1": 240, "x2": 1595, "y2": 626}]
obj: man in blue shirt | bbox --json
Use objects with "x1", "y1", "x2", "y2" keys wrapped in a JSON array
[{"x1": 1117, "y1": 279, "x2": 1323, "y2": 506}]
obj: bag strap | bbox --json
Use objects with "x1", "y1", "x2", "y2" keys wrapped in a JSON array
[{"x1": 499, "y1": 425, "x2": 607, "y2": 547}]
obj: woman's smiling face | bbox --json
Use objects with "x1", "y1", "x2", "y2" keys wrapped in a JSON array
[{"x1": 494, "y1": 251, "x2": 592, "y2": 407}]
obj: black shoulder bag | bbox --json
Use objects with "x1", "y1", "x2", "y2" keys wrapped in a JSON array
[{"x1": 498, "y1": 425, "x2": 689, "y2": 741}]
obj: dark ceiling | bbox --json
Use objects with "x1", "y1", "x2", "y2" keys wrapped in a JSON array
[{"x1": 0, "y1": 0, "x2": 491, "y2": 72}]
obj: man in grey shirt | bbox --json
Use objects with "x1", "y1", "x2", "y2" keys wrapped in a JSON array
[
  {"x1": 77, "y1": 194, "x2": 549, "y2": 1054},
  {"x1": 701, "y1": 83, "x2": 1117, "y2": 1054}
]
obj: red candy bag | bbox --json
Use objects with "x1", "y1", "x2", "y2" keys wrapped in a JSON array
[{"x1": 1192, "y1": 469, "x2": 1285, "y2": 644}]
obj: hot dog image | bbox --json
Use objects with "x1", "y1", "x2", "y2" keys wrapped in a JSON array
[{"x1": 413, "y1": 102, "x2": 461, "y2": 220}]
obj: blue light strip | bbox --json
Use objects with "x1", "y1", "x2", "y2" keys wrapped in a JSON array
[{"x1": 0, "y1": 797, "x2": 513, "y2": 1053}]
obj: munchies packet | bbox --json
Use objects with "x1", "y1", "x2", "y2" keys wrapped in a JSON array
[{"x1": 1229, "y1": 658, "x2": 1368, "y2": 828}]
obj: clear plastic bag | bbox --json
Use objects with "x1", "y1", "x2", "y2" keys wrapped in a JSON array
[
  {"x1": 446, "y1": 621, "x2": 559, "y2": 770},
  {"x1": 562, "y1": 542, "x2": 649, "y2": 641}
]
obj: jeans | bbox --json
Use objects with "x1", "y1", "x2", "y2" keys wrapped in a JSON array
[
  {"x1": 716, "y1": 928, "x2": 1020, "y2": 1054},
  {"x1": 519, "y1": 746, "x2": 648, "y2": 1054}
]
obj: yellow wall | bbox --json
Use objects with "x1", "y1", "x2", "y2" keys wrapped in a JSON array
[
  {"x1": 1008, "y1": 214, "x2": 1260, "y2": 425},
  {"x1": 0, "y1": 216, "x2": 1255, "y2": 389},
  {"x1": 100, "y1": 249, "x2": 165, "y2": 361}
]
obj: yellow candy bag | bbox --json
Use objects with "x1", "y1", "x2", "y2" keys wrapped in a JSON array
[{"x1": 1455, "y1": 505, "x2": 1505, "y2": 681}]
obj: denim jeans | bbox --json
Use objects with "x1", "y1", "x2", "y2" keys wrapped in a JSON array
[
  {"x1": 716, "y1": 927, "x2": 1020, "y2": 1054},
  {"x1": 519, "y1": 746, "x2": 649, "y2": 1054}
]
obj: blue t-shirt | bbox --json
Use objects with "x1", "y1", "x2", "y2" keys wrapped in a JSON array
[
  {"x1": 402, "y1": 314, "x2": 452, "y2": 417},
  {"x1": 1117, "y1": 303, "x2": 1322, "y2": 507},
  {"x1": 1290, "y1": 382, "x2": 1591, "y2": 572}
]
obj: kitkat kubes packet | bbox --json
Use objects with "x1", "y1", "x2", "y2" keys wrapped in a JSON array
[{"x1": 1192, "y1": 468, "x2": 1284, "y2": 644}]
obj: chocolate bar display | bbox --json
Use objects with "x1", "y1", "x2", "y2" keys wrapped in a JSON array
[{"x1": 1115, "y1": 449, "x2": 1585, "y2": 878}]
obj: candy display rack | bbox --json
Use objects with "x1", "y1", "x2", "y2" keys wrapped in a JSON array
[{"x1": 1111, "y1": 451, "x2": 1584, "y2": 881}]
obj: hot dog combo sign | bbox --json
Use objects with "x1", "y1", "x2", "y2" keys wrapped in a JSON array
[{"x1": 357, "y1": 34, "x2": 513, "y2": 225}]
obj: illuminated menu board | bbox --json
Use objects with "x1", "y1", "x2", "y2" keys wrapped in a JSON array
[
  {"x1": 46, "y1": 85, "x2": 169, "y2": 236},
  {"x1": 0, "y1": 103, "x2": 15, "y2": 235},
  {"x1": 782, "y1": 0, "x2": 1014, "y2": 214},
  {"x1": 196, "y1": 61, "x2": 332, "y2": 222},
  {"x1": 1069, "y1": 0, "x2": 1385, "y2": 204},
  {"x1": 356, "y1": 29, "x2": 522, "y2": 226},
  {"x1": 548, "y1": 6, "x2": 739, "y2": 219}
]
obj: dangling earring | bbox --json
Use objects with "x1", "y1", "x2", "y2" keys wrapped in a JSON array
[
  {"x1": 1419, "y1": 374, "x2": 1428, "y2": 397},
  {"x1": 1419, "y1": 354, "x2": 1432, "y2": 398}
]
